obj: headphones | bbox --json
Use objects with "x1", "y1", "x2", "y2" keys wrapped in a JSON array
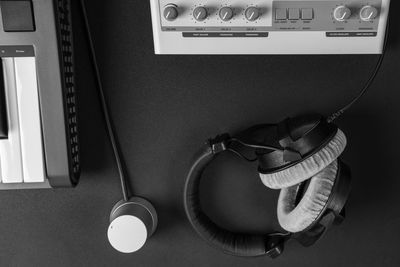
[{"x1": 184, "y1": 114, "x2": 351, "y2": 258}]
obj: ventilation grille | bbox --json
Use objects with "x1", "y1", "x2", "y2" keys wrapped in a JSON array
[{"x1": 55, "y1": 0, "x2": 80, "y2": 180}]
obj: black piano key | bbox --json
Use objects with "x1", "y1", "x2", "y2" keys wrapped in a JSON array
[{"x1": 0, "y1": 61, "x2": 8, "y2": 139}]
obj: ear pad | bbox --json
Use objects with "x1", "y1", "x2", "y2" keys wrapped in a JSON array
[
  {"x1": 260, "y1": 129, "x2": 346, "y2": 189},
  {"x1": 277, "y1": 160, "x2": 338, "y2": 233}
]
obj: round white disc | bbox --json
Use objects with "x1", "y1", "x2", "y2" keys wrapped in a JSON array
[{"x1": 107, "y1": 215, "x2": 148, "y2": 253}]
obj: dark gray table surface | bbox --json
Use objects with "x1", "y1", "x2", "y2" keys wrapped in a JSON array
[{"x1": 1, "y1": 0, "x2": 399, "y2": 266}]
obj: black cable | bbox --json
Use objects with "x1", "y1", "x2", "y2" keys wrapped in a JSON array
[
  {"x1": 327, "y1": 19, "x2": 390, "y2": 123},
  {"x1": 227, "y1": 148, "x2": 258, "y2": 162},
  {"x1": 79, "y1": 0, "x2": 129, "y2": 201}
]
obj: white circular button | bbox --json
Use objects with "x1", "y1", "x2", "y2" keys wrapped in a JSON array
[{"x1": 107, "y1": 215, "x2": 148, "y2": 253}]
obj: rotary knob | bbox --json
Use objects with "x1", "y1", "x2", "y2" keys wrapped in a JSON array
[
  {"x1": 219, "y1": 7, "x2": 234, "y2": 21},
  {"x1": 360, "y1": 5, "x2": 378, "y2": 21},
  {"x1": 107, "y1": 198, "x2": 158, "y2": 253},
  {"x1": 333, "y1": 6, "x2": 351, "y2": 21},
  {"x1": 245, "y1": 7, "x2": 260, "y2": 21},
  {"x1": 163, "y1": 5, "x2": 179, "y2": 21},
  {"x1": 193, "y1": 6, "x2": 208, "y2": 21}
]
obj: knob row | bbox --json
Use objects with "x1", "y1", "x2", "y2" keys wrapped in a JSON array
[
  {"x1": 333, "y1": 5, "x2": 379, "y2": 22},
  {"x1": 164, "y1": 5, "x2": 261, "y2": 22}
]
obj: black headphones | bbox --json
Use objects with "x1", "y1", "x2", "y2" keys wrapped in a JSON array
[{"x1": 184, "y1": 114, "x2": 351, "y2": 258}]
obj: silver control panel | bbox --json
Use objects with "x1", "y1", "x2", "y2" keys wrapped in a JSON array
[{"x1": 150, "y1": 0, "x2": 390, "y2": 54}]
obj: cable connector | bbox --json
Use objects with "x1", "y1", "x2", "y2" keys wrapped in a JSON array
[{"x1": 327, "y1": 110, "x2": 345, "y2": 123}]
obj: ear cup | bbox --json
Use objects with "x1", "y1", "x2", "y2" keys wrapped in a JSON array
[
  {"x1": 277, "y1": 160, "x2": 338, "y2": 233},
  {"x1": 260, "y1": 129, "x2": 346, "y2": 189}
]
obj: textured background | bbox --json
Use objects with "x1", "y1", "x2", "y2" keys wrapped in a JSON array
[{"x1": 0, "y1": 0, "x2": 399, "y2": 266}]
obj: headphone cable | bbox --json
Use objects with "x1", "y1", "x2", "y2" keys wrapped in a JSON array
[
  {"x1": 79, "y1": 0, "x2": 129, "y2": 201},
  {"x1": 327, "y1": 18, "x2": 390, "y2": 123},
  {"x1": 229, "y1": 138, "x2": 284, "y2": 152},
  {"x1": 227, "y1": 148, "x2": 258, "y2": 162}
]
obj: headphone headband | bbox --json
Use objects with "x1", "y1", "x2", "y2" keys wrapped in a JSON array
[{"x1": 183, "y1": 138, "x2": 288, "y2": 258}]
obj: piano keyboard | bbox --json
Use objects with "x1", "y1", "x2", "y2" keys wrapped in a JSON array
[
  {"x1": 0, "y1": 57, "x2": 45, "y2": 184},
  {"x1": 0, "y1": 0, "x2": 80, "y2": 189}
]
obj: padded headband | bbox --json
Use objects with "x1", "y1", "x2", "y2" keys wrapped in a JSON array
[{"x1": 183, "y1": 140, "x2": 288, "y2": 258}]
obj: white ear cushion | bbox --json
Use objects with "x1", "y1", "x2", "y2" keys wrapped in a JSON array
[
  {"x1": 260, "y1": 129, "x2": 346, "y2": 189},
  {"x1": 277, "y1": 160, "x2": 338, "y2": 233}
]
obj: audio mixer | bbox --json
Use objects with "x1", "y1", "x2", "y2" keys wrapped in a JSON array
[{"x1": 150, "y1": 0, "x2": 390, "y2": 54}]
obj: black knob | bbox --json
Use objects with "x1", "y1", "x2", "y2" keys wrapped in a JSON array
[{"x1": 164, "y1": 5, "x2": 179, "y2": 21}]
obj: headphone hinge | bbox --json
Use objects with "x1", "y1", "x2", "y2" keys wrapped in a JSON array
[
  {"x1": 209, "y1": 134, "x2": 230, "y2": 154},
  {"x1": 266, "y1": 244, "x2": 284, "y2": 259},
  {"x1": 265, "y1": 234, "x2": 289, "y2": 259}
]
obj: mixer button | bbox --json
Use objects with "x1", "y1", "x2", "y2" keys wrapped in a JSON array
[
  {"x1": 301, "y1": 8, "x2": 314, "y2": 20},
  {"x1": 275, "y1": 8, "x2": 287, "y2": 20},
  {"x1": 288, "y1": 8, "x2": 300, "y2": 20}
]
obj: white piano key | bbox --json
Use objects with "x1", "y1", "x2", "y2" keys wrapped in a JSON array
[
  {"x1": 0, "y1": 58, "x2": 24, "y2": 183},
  {"x1": 14, "y1": 57, "x2": 45, "y2": 183}
]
